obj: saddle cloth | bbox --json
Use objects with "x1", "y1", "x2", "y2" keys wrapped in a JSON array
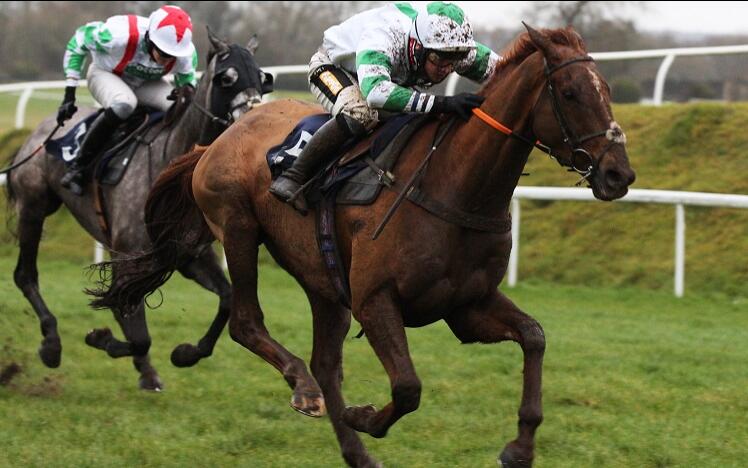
[
  {"x1": 46, "y1": 107, "x2": 165, "y2": 185},
  {"x1": 266, "y1": 112, "x2": 429, "y2": 206}
]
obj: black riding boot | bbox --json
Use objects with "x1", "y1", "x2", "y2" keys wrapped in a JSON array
[
  {"x1": 269, "y1": 116, "x2": 353, "y2": 214},
  {"x1": 61, "y1": 108, "x2": 123, "y2": 196}
]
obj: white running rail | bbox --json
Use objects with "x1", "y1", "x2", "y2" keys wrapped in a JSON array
[{"x1": 3, "y1": 57, "x2": 748, "y2": 297}]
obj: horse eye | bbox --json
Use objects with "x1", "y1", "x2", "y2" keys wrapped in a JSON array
[
  {"x1": 562, "y1": 89, "x2": 576, "y2": 100},
  {"x1": 220, "y1": 67, "x2": 239, "y2": 87}
]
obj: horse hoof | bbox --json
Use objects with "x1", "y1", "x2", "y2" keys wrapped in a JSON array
[
  {"x1": 170, "y1": 343, "x2": 203, "y2": 367},
  {"x1": 498, "y1": 444, "x2": 533, "y2": 468},
  {"x1": 85, "y1": 328, "x2": 113, "y2": 350},
  {"x1": 38, "y1": 336, "x2": 62, "y2": 368},
  {"x1": 290, "y1": 392, "x2": 326, "y2": 417},
  {"x1": 139, "y1": 374, "x2": 164, "y2": 392},
  {"x1": 343, "y1": 404, "x2": 383, "y2": 436}
]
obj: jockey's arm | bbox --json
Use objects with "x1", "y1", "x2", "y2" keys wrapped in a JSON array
[
  {"x1": 173, "y1": 48, "x2": 199, "y2": 88},
  {"x1": 62, "y1": 21, "x2": 109, "y2": 88},
  {"x1": 454, "y1": 41, "x2": 502, "y2": 83}
]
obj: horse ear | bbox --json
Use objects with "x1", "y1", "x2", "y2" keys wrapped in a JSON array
[
  {"x1": 246, "y1": 34, "x2": 259, "y2": 55},
  {"x1": 206, "y1": 25, "x2": 230, "y2": 56},
  {"x1": 260, "y1": 70, "x2": 274, "y2": 94},
  {"x1": 522, "y1": 22, "x2": 561, "y2": 63}
]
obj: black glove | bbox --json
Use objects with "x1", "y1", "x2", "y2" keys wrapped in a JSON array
[
  {"x1": 432, "y1": 93, "x2": 485, "y2": 121},
  {"x1": 167, "y1": 85, "x2": 195, "y2": 105},
  {"x1": 56, "y1": 86, "x2": 78, "y2": 126}
]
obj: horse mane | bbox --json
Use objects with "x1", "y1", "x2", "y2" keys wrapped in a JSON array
[
  {"x1": 480, "y1": 26, "x2": 587, "y2": 95},
  {"x1": 500, "y1": 27, "x2": 587, "y2": 66}
]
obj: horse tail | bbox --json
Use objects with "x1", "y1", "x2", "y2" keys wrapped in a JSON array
[
  {"x1": 1, "y1": 129, "x2": 34, "y2": 237},
  {"x1": 88, "y1": 146, "x2": 214, "y2": 309}
]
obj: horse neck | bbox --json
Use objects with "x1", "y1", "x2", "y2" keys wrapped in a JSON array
[
  {"x1": 426, "y1": 54, "x2": 546, "y2": 216},
  {"x1": 164, "y1": 77, "x2": 213, "y2": 159}
]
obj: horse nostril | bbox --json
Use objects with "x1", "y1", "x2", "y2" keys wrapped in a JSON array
[
  {"x1": 605, "y1": 170, "x2": 622, "y2": 188},
  {"x1": 605, "y1": 168, "x2": 635, "y2": 189}
]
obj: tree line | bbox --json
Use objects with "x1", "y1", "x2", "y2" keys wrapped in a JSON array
[{"x1": 2, "y1": 1, "x2": 748, "y2": 101}]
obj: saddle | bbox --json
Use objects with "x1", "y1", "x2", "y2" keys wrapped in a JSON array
[
  {"x1": 267, "y1": 113, "x2": 432, "y2": 308},
  {"x1": 267, "y1": 112, "x2": 429, "y2": 206},
  {"x1": 46, "y1": 107, "x2": 166, "y2": 186}
]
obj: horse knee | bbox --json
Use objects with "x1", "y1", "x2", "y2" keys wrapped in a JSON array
[
  {"x1": 392, "y1": 377, "x2": 421, "y2": 413},
  {"x1": 519, "y1": 320, "x2": 545, "y2": 354}
]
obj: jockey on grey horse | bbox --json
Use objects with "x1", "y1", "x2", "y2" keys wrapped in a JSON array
[{"x1": 58, "y1": 5, "x2": 198, "y2": 196}]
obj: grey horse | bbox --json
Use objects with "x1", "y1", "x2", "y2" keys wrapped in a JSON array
[{"x1": 4, "y1": 30, "x2": 273, "y2": 390}]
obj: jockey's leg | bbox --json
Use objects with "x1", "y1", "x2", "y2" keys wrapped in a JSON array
[
  {"x1": 61, "y1": 65, "x2": 133, "y2": 195},
  {"x1": 60, "y1": 108, "x2": 123, "y2": 195},
  {"x1": 134, "y1": 78, "x2": 173, "y2": 112},
  {"x1": 268, "y1": 115, "x2": 354, "y2": 213},
  {"x1": 269, "y1": 54, "x2": 376, "y2": 214}
]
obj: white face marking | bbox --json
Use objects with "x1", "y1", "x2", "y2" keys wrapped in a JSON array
[
  {"x1": 606, "y1": 121, "x2": 627, "y2": 145},
  {"x1": 588, "y1": 69, "x2": 604, "y2": 105}
]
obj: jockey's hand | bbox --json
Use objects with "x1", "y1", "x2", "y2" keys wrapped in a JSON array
[
  {"x1": 167, "y1": 85, "x2": 195, "y2": 105},
  {"x1": 56, "y1": 86, "x2": 78, "y2": 126},
  {"x1": 433, "y1": 93, "x2": 485, "y2": 121}
]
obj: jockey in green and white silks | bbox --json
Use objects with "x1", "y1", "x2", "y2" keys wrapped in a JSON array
[
  {"x1": 269, "y1": 1, "x2": 502, "y2": 213},
  {"x1": 57, "y1": 5, "x2": 197, "y2": 196},
  {"x1": 321, "y1": 2, "x2": 500, "y2": 115}
]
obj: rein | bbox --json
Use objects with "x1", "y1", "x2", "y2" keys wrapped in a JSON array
[
  {"x1": 0, "y1": 124, "x2": 61, "y2": 175},
  {"x1": 190, "y1": 100, "x2": 232, "y2": 128}
]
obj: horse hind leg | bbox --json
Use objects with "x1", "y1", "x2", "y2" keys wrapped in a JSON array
[
  {"x1": 224, "y1": 217, "x2": 324, "y2": 417},
  {"x1": 85, "y1": 260, "x2": 162, "y2": 390},
  {"x1": 13, "y1": 198, "x2": 63, "y2": 368},
  {"x1": 308, "y1": 292, "x2": 380, "y2": 467},
  {"x1": 343, "y1": 287, "x2": 422, "y2": 440},
  {"x1": 84, "y1": 301, "x2": 162, "y2": 391},
  {"x1": 170, "y1": 246, "x2": 231, "y2": 367},
  {"x1": 445, "y1": 290, "x2": 545, "y2": 468}
]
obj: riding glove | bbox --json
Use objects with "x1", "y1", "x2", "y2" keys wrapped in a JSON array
[
  {"x1": 432, "y1": 93, "x2": 486, "y2": 121},
  {"x1": 56, "y1": 86, "x2": 78, "y2": 126}
]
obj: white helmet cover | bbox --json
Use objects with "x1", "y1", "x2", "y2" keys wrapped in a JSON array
[
  {"x1": 148, "y1": 5, "x2": 195, "y2": 57},
  {"x1": 413, "y1": 2, "x2": 476, "y2": 54}
]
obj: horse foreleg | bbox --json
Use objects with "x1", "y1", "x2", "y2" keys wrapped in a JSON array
[
  {"x1": 172, "y1": 246, "x2": 231, "y2": 367},
  {"x1": 445, "y1": 290, "x2": 545, "y2": 468},
  {"x1": 308, "y1": 293, "x2": 380, "y2": 467},
  {"x1": 13, "y1": 210, "x2": 62, "y2": 368},
  {"x1": 344, "y1": 287, "x2": 421, "y2": 439},
  {"x1": 224, "y1": 220, "x2": 324, "y2": 417}
]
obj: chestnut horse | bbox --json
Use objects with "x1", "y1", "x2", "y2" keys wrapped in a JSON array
[{"x1": 95, "y1": 25, "x2": 634, "y2": 466}]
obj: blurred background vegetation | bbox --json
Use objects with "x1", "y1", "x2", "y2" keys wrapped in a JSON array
[{"x1": 3, "y1": 1, "x2": 748, "y2": 101}]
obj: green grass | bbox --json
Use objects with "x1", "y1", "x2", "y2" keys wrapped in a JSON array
[{"x1": 1, "y1": 257, "x2": 746, "y2": 467}]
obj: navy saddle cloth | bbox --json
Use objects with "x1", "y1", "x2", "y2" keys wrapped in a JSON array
[
  {"x1": 267, "y1": 113, "x2": 424, "y2": 205},
  {"x1": 46, "y1": 108, "x2": 164, "y2": 185}
]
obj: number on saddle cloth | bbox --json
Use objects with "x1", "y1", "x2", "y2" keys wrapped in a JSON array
[
  {"x1": 45, "y1": 108, "x2": 166, "y2": 185},
  {"x1": 266, "y1": 113, "x2": 332, "y2": 178}
]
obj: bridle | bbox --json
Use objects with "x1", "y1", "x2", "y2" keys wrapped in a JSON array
[
  {"x1": 541, "y1": 56, "x2": 620, "y2": 183},
  {"x1": 191, "y1": 47, "x2": 264, "y2": 129},
  {"x1": 473, "y1": 55, "x2": 625, "y2": 185}
]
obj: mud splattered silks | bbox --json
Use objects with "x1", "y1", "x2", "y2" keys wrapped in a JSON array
[{"x1": 319, "y1": 2, "x2": 501, "y2": 113}]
